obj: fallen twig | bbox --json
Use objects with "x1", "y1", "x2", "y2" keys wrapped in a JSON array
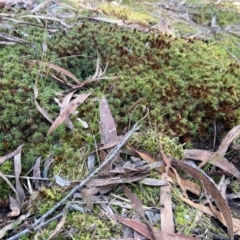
[{"x1": 8, "y1": 122, "x2": 140, "y2": 240}]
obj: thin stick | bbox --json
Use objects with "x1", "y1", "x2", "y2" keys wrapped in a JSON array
[
  {"x1": 34, "y1": 213, "x2": 63, "y2": 230},
  {"x1": 8, "y1": 122, "x2": 140, "y2": 240},
  {"x1": 5, "y1": 175, "x2": 49, "y2": 180}
]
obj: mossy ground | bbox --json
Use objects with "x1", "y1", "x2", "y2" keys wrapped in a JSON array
[{"x1": 0, "y1": 1, "x2": 240, "y2": 238}]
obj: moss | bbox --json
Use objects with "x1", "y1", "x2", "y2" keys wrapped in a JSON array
[
  {"x1": 130, "y1": 128, "x2": 185, "y2": 159},
  {"x1": 23, "y1": 211, "x2": 121, "y2": 240},
  {"x1": 1, "y1": 5, "x2": 239, "y2": 239},
  {"x1": 52, "y1": 144, "x2": 89, "y2": 180},
  {"x1": 133, "y1": 184, "x2": 162, "y2": 207},
  {"x1": 49, "y1": 21, "x2": 240, "y2": 138},
  {"x1": 192, "y1": 6, "x2": 240, "y2": 27},
  {"x1": 172, "y1": 191, "x2": 227, "y2": 237},
  {"x1": 0, "y1": 161, "x2": 14, "y2": 198},
  {"x1": 68, "y1": 212, "x2": 120, "y2": 239},
  {"x1": 229, "y1": 180, "x2": 240, "y2": 194},
  {"x1": 1, "y1": 17, "x2": 240, "y2": 200},
  {"x1": 99, "y1": 2, "x2": 158, "y2": 25}
]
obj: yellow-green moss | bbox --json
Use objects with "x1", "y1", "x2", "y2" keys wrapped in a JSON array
[
  {"x1": 99, "y1": 2, "x2": 158, "y2": 25},
  {"x1": 172, "y1": 191, "x2": 227, "y2": 237},
  {"x1": 130, "y1": 128, "x2": 185, "y2": 159}
]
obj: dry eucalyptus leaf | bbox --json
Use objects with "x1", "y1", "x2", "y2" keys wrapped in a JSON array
[
  {"x1": 140, "y1": 178, "x2": 168, "y2": 186},
  {"x1": 31, "y1": 60, "x2": 81, "y2": 85},
  {"x1": 170, "y1": 159, "x2": 234, "y2": 240},
  {"x1": 54, "y1": 175, "x2": 71, "y2": 187},
  {"x1": 48, "y1": 93, "x2": 91, "y2": 135},
  {"x1": 0, "y1": 144, "x2": 24, "y2": 165},
  {"x1": 7, "y1": 196, "x2": 20, "y2": 217},
  {"x1": 43, "y1": 155, "x2": 53, "y2": 178},
  {"x1": 160, "y1": 172, "x2": 174, "y2": 233},
  {"x1": 199, "y1": 124, "x2": 240, "y2": 168},
  {"x1": 185, "y1": 149, "x2": 240, "y2": 180},
  {"x1": 123, "y1": 185, "x2": 145, "y2": 218},
  {"x1": 81, "y1": 187, "x2": 100, "y2": 211},
  {"x1": 60, "y1": 89, "x2": 78, "y2": 129},
  {"x1": 99, "y1": 96, "x2": 117, "y2": 145},
  {"x1": 14, "y1": 148, "x2": 26, "y2": 203},
  {"x1": 0, "y1": 214, "x2": 29, "y2": 238},
  {"x1": 114, "y1": 215, "x2": 197, "y2": 240},
  {"x1": 33, "y1": 157, "x2": 41, "y2": 189}
]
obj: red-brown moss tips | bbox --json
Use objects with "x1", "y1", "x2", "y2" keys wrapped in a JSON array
[{"x1": 49, "y1": 21, "x2": 239, "y2": 137}]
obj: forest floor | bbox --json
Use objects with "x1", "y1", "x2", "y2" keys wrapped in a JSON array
[{"x1": 0, "y1": 0, "x2": 240, "y2": 239}]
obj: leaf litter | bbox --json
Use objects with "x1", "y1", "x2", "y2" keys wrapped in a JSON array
[
  {"x1": 1, "y1": 1, "x2": 240, "y2": 240},
  {"x1": 6, "y1": 96, "x2": 239, "y2": 239}
]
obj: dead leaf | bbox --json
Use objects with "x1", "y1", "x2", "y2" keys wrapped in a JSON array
[
  {"x1": 99, "y1": 96, "x2": 117, "y2": 145},
  {"x1": 99, "y1": 95, "x2": 120, "y2": 172},
  {"x1": 30, "y1": 0, "x2": 49, "y2": 13},
  {"x1": 185, "y1": 149, "x2": 240, "y2": 180},
  {"x1": 87, "y1": 154, "x2": 95, "y2": 173},
  {"x1": 199, "y1": 124, "x2": 240, "y2": 168},
  {"x1": 152, "y1": 18, "x2": 175, "y2": 36},
  {"x1": 27, "y1": 177, "x2": 33, "y2": 195},
  {"x1": 14, "y1": 148, "x2": 26, "y2": 203},
  {"x1": 31, "y1": 60, "x2": 81, "y2": 85},
  {"x1": 132, "y1": 148, "x2": 157, "y2": 165},
  {"x1": 33, "y1": 157, "x2": 41, "y2": 189},
  {"x1": 114, "y1": 215, "x2": 197, "y2": 240},
  {"x1": 160, "y1": 142, "x2": 188, "y2": 198},
  {"x1": 99, "y1": 202, "x2": 115, "y2": 219},
  {"x1": 91, "y1": 52, "x2": 101, "y2": 80},
  {"x1": 7, "y1": 196, "x2": 20, "y2": 217},
  {"x1": 43, "y1": 155, "x2": 53, "y2": 178},
  {"x1": 81, "y1": 187, "x2": 99, "y2": 210},
  {"x1": 123, "y1": 185, "x2": 145, "y2": 218},
  {"x1": 133, "y1": 147, "x2": 200, "y2": 195},
  {"x1": 48, "y1": 93, "x2": 91, "y2": 135},
  {"x1": 160, "y1": 172, "x2": 174, "y2": 233},
  {"x1": 0, "y1": 144, "x2": 24, "y2": 165},
  {"x1": 99, "y1": 185, "x2": 114, "y2": 194},
  {"x1": 175, "y1": 190, "x2": 240, "y2": 235},
  {"x1": 140, "y1": 178, "x2": 168, "y2": 186},
  {"x1": 98, "y1": 136, "x2": 124, "y2": 150},
  {"x1": 170, "y1": 159, "x2": 234, "y2": 240},
  {"x1": 0, "y1": 33, "x2": 32, "y2": 44},
  {"x1": 54, "y1": 175, "x2": 71, "y2": 187},
  {"x1": 3, "y1": 0, "x2": 32, "y2": 9},
  {"x1": 86, "y1": 174, "x2": 149, "y2": 187},
  {"x1": 60, "y1": 89, "x2": 78, "y2": 129},
  {"x1": 0, "y1": 214, "x2": 29, "y2": 239},
  {"x1": 114, "y1": 215, "x2": 154, "y2": 240}
]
